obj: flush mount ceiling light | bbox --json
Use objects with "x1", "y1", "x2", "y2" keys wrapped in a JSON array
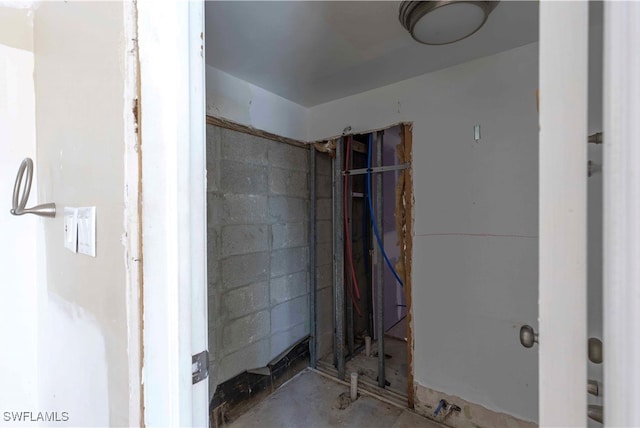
[{"x1": 399, "y1": 1, "x2": 499, "y2": 45}]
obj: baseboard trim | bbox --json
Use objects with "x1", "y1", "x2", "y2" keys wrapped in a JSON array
[
  {"x1": 209, "y1": 338, "x2": 310, "y2": 427},
  {"x1": 414, "y1": 383, "x2": 537, "y2": 428}
]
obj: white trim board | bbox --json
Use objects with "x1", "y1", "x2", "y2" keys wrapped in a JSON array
[
  {"x1": 539, "y1": 1, "x2": 588, "y2": 425},
  {"x1": 137, "y1": 0, "x2": 208, "y2": 425},
  {"x1": 603, "y1": 1, "x2": 640, "y2": 426}
]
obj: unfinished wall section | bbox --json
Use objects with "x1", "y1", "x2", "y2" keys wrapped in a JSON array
[
  {"x1": 315, "y1": 152, "x2": 334, "y2": 359},
  {"x1": 207, "y1": 125, "x2": 311, "y2": 393},
  {"x1": 308, "y1": 43, "x2": 541, "y2": 424}
]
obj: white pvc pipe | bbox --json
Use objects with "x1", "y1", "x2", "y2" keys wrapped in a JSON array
[
  {"x1": 603, "y1": 2, "x2": 640, "y2": 426},
  {"x1": 350, "y1": 372, "x2": 358, "y2": 401},
  {"x1": 365, "y1": 336, "x2": 371, "y2": 357},
  {"x1": 539, "y1": 1, "x2": 588, "y2": 426}
]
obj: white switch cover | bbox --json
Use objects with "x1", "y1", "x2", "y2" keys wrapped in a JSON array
[
  {"x1": 77, "y1": 207, "x2": 96, "y2": 257},
  {"x1": 64, "y1": 207, "x2": 78, "y2": 253}
]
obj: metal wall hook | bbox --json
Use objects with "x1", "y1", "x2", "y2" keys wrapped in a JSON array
[{"x1": 10, "y1": 158, "x2": 56, "y2": 218}]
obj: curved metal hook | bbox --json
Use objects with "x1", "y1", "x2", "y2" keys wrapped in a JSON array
[{"x1": 10, "y1": 158, "x2": 56, "y2": 218}]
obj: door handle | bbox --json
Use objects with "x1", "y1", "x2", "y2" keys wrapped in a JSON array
[
  {"x1": 10, "y1": 158, "x2": 55, "y2": 218},
  {"x1": 519, "y1": 324, "x2": 538, "y2": 348},
  {"x1": 588, "y1": 405, "x2": 603, "y2": 423},
  {"x1": 588, "y1": 337, "x2": 603, "y2": 364}
]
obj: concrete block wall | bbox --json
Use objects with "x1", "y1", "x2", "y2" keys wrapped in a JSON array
[
  {"x1": 315, "y1": 152, "x2": 334, "y2": 359},
  {"x1": 207, "y1": 125, "x2": 311, "y2": 390}
]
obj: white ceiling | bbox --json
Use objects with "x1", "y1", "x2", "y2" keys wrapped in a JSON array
[{"x1": 205, "y1": 1, "x2": 542, "y2": 107}]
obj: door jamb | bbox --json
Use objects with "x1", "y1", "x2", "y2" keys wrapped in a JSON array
[{"x1": 135, "y1": 0, "x2": 208, "y2": 426}]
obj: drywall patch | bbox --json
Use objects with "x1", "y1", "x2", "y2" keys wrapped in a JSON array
[
  {"x1": 39, "y1": 292, "x2": 110, "y2": 426},
  {"x1": 414, "y1": 382, "x2": 536, "y2": 428}
]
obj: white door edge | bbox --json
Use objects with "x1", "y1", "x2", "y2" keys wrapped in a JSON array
[
  {"x1": 137, "y1": 0, "x2": 208, "y2": 425},
  {"x1": 539, "y1": 1, "x2": 588, "y2": 425}
]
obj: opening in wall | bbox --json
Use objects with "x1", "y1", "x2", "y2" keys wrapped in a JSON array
[{"x1": 313, "y1": 123, "x2": 414, "y2": 408}]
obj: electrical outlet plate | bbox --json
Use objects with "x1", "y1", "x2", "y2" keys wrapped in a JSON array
[
  {"x1": 77, "y1": 206, "x2": 96, "y2": 257},
  {"x1": 64, "y1": 207, "x2": 78, "y2": 253}
]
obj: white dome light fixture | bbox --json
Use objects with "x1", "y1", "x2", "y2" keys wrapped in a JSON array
[{"x1": 399, "y1": 1, "x2": 499, "y2": 46}]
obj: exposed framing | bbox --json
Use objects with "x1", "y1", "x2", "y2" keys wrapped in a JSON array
[
  {"x1": 318, "y1": 122, "x2": 414, "y2": 407},
  {"x1": 399, "y1": 123, "x2": 415, "y2": 408},
  {"x1": 206, "y1": 115, "x2": 308, "y2": 150},
  {"x1": 309, "y1": 147, "x2": 317, "y2": 368},
  {"x1": 333, "y1": 137, "x2": 346, "y2": 380},
  {"x1": 375, "y1": 131, "x2": 385, "y2": 388}
]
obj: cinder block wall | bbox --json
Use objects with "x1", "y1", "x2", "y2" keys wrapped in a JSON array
[
  {"x1": 315, "y1": 152, "x2": 334, "y2": 359},
  {"x1": 207, "y1": 125, "x2": 310, "y2": 390}
]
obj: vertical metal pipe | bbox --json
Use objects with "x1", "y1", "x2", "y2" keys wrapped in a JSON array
[
  {"x1": 331, "y1": 153, "x2": 337, "y2": 367},
  {"x1": 347, "y1": 139, "x2": 355, "y2": 357},
  {"x1": 334, "y1": 138, "x2": 346, "y2": 380},
  {"x1": 375, "y1": 131, "x2": 385, "y2": 388},
  {"x1": 309, "y1": 147, "x2": 317, "y2": 368}
]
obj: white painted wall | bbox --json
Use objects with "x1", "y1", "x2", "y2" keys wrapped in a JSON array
[
  {"x1": 31, "y1": 2, "x2": 130, "y2": 426},
  {"x1": 0, "y1": 8, "x2": 39, "y2": 418},
  {"x1": 206, "y1": 65, "x2": 308, "y2": 142},
  {"x1": 310, "y1": 43, "x2": 541, "y2": 422},
  {"x1": 306, "y1": 35, "x2": 604, "y2": 422}
]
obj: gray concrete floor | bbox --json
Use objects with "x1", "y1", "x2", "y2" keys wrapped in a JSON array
[{"x1": 228, "y1": 369, "x2": 444, "y2": 428}]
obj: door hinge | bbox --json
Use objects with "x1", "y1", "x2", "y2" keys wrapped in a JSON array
[{"x1": 192, "y1": 350, "x2": 209, "y2": 384}]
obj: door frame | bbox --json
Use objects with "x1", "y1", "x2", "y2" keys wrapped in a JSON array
[
  {"x1": 134, "y1": 0, "x2": 208, "y2": 426},
  {"x1": 538, "y1": 1, "x2": 588, "y2": 425},
  {"x1": 130, "y1": 1, "x2": 640, "y2": 426},
  {"x1": 603, "y1": 2, "x2": 640, "y2": 426},
  {"x1": 539, "y1": 1, "x2": 640, "y2": 425}
]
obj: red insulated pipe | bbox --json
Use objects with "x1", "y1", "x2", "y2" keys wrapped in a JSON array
[{"x1": 343, "y1": 136, "x2": 362, "y2": 317}]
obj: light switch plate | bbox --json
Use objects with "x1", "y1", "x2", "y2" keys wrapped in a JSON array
[
  {"x1": 77, "y1": 206, "x2": 96, "y2": 257},
  {"x1": 64, "y1": 207, "x2": 78, "y2": 253}
]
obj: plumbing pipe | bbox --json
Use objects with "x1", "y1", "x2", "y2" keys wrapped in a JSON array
[
  {"x1": 365, "y1": 336, "x2": 372, "y2": 357},
  {"x1": 350, "y1": 372, "x2": 358, "y2": 401},
  {"x1": 344, "y1": 136, "x2": 362, "y2": 301},
  {"x1": 309, "y1": 146, "x2": 317, "y2": 368},
  {"x1": 366, "y1": 134, "x2": 404, "y2": 288},
  {"x1": 433, "y1": 399, "x2": 446, "y2": 416}
]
